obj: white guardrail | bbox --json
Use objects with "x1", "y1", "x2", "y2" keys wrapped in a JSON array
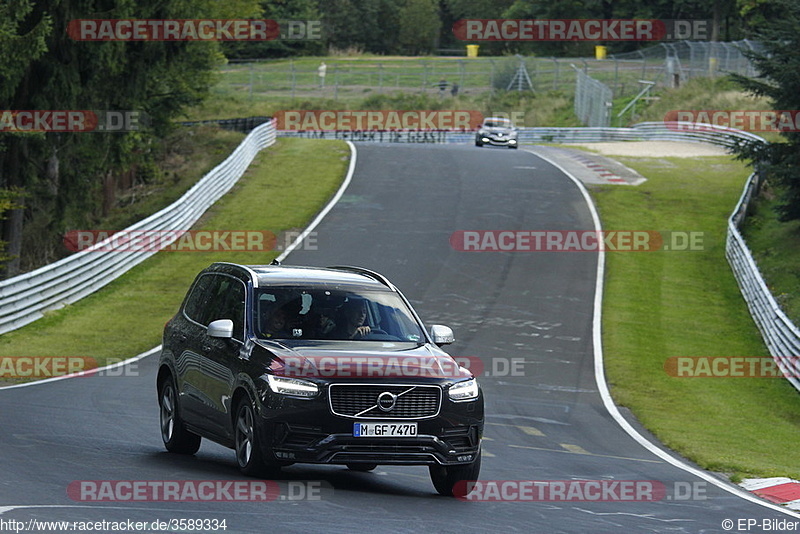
[
  {"x1": 281, "y1": 122, "x2": 800, "y2": 392},
  {"x1": 0, "y1": 120, "x2": 277, "y2": 335}
]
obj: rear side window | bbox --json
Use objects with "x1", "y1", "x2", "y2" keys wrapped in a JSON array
[
  {"x1": 183, "y1": 273, "x2": 246, "y2": 341},
  {"x1": 183, "y1": 273, "x2": 215, "y2": 324},
  {"x1": 208, "y1": 276, "x2": 246, "y2": 341}
]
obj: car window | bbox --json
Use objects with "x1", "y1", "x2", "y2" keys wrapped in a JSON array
[
  {"x1": 254, "y1": 287, "x2": 425, "y2": 342},
  {"x1": 184, "y1": 273, "x2": 246, "y2": 341},
  {"x1": 183, "y1": 273, "x2": 215, "y2": 325},
  {"x1": 206, "y1": 275, "x2": 246, "y2": 341}
]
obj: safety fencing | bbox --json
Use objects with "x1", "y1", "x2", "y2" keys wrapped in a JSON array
[
  {"x1": 726, "y1": 171, "x2": 800, "y2": 391},
  {"x1": 0, "y1": 120, "x2": 277, "y2": 335},
  {"x1": 277, "y1": 121, "x2": 761, "y2": 147}
]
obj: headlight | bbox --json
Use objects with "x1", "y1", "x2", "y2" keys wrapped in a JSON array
[
  {"x1": 266, "y1": 375, "x2": 319, "y2": 397},
  {"x1": 448, "y1": 378, "x2": 479, "y2": 401}
]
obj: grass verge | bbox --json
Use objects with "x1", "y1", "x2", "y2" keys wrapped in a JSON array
[
  {"x1": 592, "y1": 154, "x2": 800, "y2": 481},
  {"x1": 0, "y1": 138, "x2": 349, "y2": 382}
]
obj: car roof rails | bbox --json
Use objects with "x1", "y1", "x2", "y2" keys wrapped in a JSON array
[{"x1": 326, "y1": 265, "x2": 395, "y2": 290}]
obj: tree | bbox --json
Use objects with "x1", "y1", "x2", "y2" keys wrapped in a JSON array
[
  {"x1": 398, "y1": 0, "x2": 441, "y2": 55},
  {"x1": 730, "y1": 0, "x2": 800, "y2": 221},
  {"x1": 0, "y1": 0, "x2": 259, "y2": 278}
]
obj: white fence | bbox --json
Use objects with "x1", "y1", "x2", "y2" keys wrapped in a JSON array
[{"x1": 0, "y1": 120, "x2": 277, "y2": 335}]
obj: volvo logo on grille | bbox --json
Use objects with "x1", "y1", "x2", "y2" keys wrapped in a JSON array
[{"x1": 377, "y1": 391, "x2": 397, "y2": 412}]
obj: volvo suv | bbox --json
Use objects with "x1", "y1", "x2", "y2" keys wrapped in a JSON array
[{"x1": 158, "y1": 262, "x2": 484, "y2": 496}]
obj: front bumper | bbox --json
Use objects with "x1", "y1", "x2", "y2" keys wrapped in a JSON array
[
  {"x1": 477, "y1": 134, "x2": 518, "y2": 146},
  {"x1": 256, "y1": 390, "x2": 484, "y2": 466}
]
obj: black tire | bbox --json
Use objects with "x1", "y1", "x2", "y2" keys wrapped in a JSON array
[
  {"x1": 429, "y1": 449, "x2": 481, "y2": 497},
  {"x1": 234, "y1": 397, "x2": 277, "y2": 477},
  {"x1": 475, "y1": 142, "x2": 483, "y2": 147},
  {"x1": 347, "y1": 463, "x2": 377, "y2": 472},
  {"x1": 159, "y1": 377, "x2": 201, "y2": 454}
]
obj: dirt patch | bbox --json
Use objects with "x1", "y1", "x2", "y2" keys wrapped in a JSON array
[{"x1": 567, "y1": 141, "x2": 730, "y2": 158}]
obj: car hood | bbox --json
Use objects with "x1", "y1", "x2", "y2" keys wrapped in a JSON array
[{"x1": 258, "y1": 341, "x2": 472, "y2": 380}]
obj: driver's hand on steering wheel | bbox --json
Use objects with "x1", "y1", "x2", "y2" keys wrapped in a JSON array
[{"x1": 353, "y1": 326, "x2": 371, "y2": 339}]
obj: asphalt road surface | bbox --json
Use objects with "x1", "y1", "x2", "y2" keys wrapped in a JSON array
[{"x1": 0, "y1": 142, "x2": 795, "y2": 533}]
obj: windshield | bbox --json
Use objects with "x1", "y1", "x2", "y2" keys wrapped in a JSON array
[
  {"x1": 254, "y1": 287, "x2": 426, "y2": 343},
  {"x1": 484, "y1": 119, "x2": 512, "y2": 128}
]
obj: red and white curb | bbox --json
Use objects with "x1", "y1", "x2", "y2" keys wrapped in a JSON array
[
  {"x1": 569, "y1": 152, "x2": 629, "y2": 184},
  {"x1": 741, "y1": 478, "x2": 800, "y2": 510}
]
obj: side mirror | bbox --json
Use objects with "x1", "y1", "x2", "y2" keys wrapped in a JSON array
[
  {"x1": 430, "y1": 324, "x2": 455, "y2": 346},
  {"x1": 208, "y1": 319, "x2": 234, "y2": 339}
]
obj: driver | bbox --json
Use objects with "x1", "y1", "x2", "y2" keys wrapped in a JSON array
[{"x1": 333, "y1": 298, "x2": 371, "y2": 340}]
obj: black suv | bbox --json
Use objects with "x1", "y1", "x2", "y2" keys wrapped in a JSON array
[{"x1": 158, "y1": 262, "x2": 484, "y2": 496}]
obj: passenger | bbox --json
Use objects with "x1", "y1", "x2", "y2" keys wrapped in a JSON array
[
  {"x1": 306, "y1": 309, "x2": 336, "y2": 338},
  {"x1": 262, "y1": 299, "x2": 302, "y2": 338}
]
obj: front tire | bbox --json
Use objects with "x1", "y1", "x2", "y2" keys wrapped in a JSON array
[
  {"x1": 234, "y1": 397, "x2": 276, "y2": 476},
  {"x1": 429, "y1": 449, "x2": 481, "y2": 497},
  {"x1": 159, "y1": 377, "x2": 201, "y2": 454}
]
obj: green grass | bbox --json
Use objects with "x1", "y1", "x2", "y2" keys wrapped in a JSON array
[
  {"x1": 189, "y1": 86, "x2": 580, "y2": 129},
  {"x1": 0, "y1": 138, "x2": 349, "y2": 381},
  {"x1": 593, "y1": 154, "x2": 800, "y2": 480},
  {"x1": 741, "y1": 184, "x2": 800, "y2": 325}
]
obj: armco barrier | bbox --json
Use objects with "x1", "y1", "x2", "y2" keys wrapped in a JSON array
[
  {"x1": 726, "y1": 171, "x2": 800, "y2": 391},
  {"x1": 0, "y1": 120, "x2": 276, "y2": 335},
  {"x1": 277, "y1": 121, "x2": 764, "y2": 147}
]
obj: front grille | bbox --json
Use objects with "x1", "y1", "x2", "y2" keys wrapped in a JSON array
[{"x1": 329, "y1": 384, "x2": 441, "y2": 419}]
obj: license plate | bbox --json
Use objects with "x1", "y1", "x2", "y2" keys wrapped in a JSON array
[{"x1": 353, "y1": 422, "x2": 417, "y2": 438}]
